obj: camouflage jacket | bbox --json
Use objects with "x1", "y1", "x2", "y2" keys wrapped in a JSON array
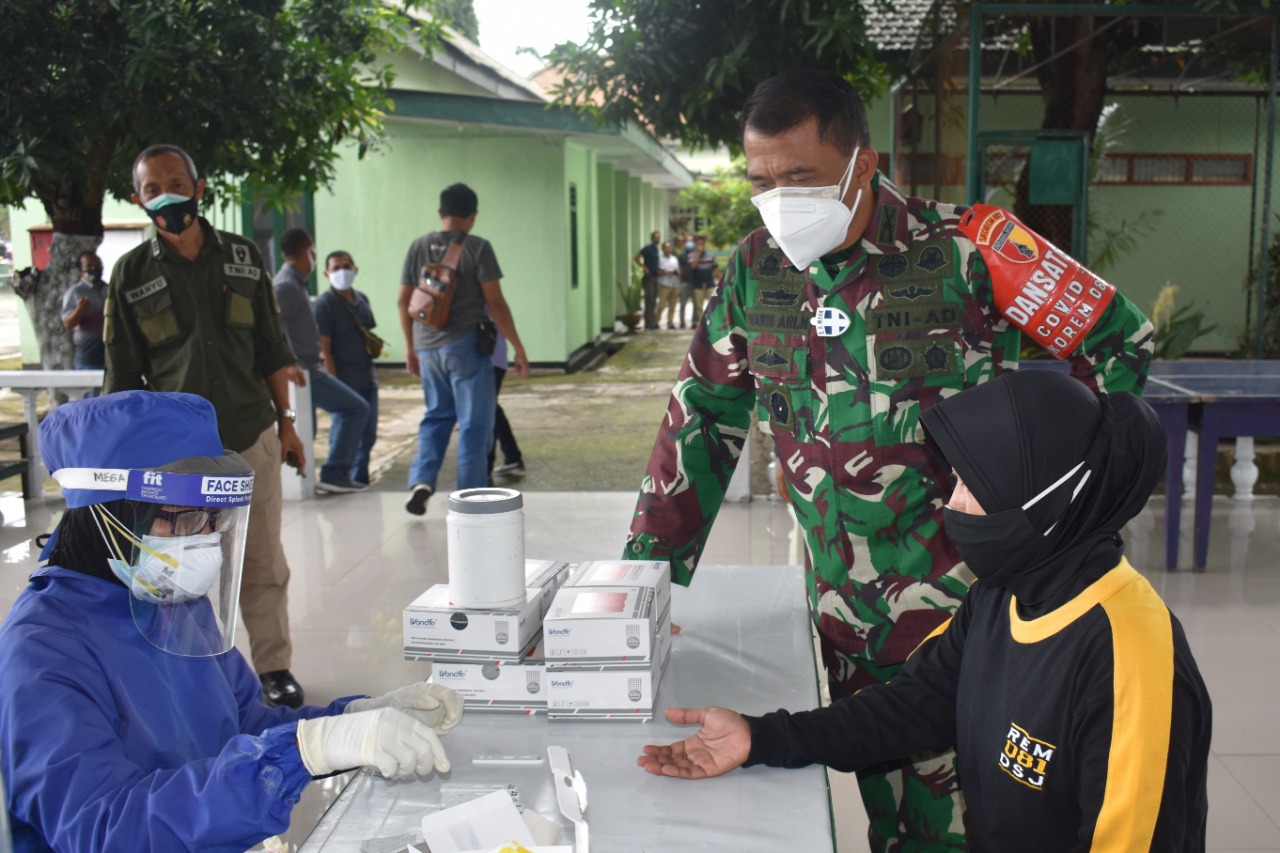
[{"x1": 625, "y1": 173, "x2": 1154, "y2": 669}]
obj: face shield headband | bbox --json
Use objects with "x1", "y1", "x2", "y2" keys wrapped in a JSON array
[{"x1": 52, "y1": 467, "x2": 253, "y2": 509}]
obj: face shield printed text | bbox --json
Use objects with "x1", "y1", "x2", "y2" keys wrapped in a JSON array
[
  {"x1": 126, "y1": 471, "x2": 253, "y2": 507},
  {"x1": 200, "y1": 475, "x2": 254, "y2": 497}
]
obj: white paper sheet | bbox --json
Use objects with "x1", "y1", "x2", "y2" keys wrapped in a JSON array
[{"x1": 420, "y1": 789, "x2": 536, "y2": 853}]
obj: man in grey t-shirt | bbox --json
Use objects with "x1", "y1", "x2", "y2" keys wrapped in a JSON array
[
  {"x1": 397, "y1": 183, "x2": 529, "y2": 516},
  {"x1": 60, "y1": 251, "x2": 108, "y2": 370}
]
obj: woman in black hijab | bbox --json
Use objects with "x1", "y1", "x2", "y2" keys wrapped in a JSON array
[{"x1": 637, "y1": 370, "x2": 1212, "y2": 852}]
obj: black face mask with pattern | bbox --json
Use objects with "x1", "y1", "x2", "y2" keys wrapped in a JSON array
[
  {"x1": 144, "y1": 195, "x2": 200, "y2": 235},
  {"x1": 922, "y1": 370, "x2": 1165, "y2": 616}
]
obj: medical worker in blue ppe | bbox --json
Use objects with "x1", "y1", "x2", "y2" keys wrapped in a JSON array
[{"x1": 0, "y1": 391, "x2": 464, "y2": 853}]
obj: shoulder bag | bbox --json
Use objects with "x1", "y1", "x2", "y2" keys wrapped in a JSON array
[
  {"x1": 409, "y1": 232, "x2": 467, "y2": 329},
  {"x1": 337, "y1": 294, "x2": 386, "y2": 359}
]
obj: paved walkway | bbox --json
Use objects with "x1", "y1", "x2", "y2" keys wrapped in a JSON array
[
  {"x1": 0, "y1": 306, "x2": 775, "y2": 498},
  {"x1": 362, "y1": 326, "x2": 773, "y2": 497}
]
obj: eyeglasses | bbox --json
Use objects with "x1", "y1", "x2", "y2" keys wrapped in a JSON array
[{"x1": 153, "y1": 508, "x2": 233, "y2": 536}]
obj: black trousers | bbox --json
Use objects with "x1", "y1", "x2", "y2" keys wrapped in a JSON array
[
  {"x1": 488, "y1": 367, "x2": 523, "y2": 472},
  {"x1": 643, "y1": 274, "x2": 659, "y2": 328}
]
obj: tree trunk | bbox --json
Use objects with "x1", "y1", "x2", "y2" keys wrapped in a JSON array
[
  {"x1": 1013, "y1": 16, "x2": 1113, "y2": 251},
  {"x1": 12, "y1": 232, "x2": 100, "y2": 370}
]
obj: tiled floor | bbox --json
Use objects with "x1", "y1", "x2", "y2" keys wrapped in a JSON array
[{"x1": 1, "y1": 489, "x2": 1278, "y2": 851}]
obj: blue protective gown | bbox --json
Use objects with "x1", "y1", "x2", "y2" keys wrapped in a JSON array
[{"x1": 0, "y1": 565, "x2": 359, "y2": 852}]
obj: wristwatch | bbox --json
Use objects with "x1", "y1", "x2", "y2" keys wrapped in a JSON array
[{"x1": 277, "y1": 408, "x2": 297, "y2": 423}]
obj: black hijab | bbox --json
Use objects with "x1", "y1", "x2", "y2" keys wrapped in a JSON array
[
  {"x1": 46, "y1": 499, "x2": 155, "y2": 588},
  {"x1": 920, "y1": 370, "x2": 1165, "y2": 617}
]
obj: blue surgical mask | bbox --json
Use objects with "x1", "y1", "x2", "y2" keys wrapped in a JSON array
[{"x1": 685, "y1": 241, "x2": 695, "y2": 251}]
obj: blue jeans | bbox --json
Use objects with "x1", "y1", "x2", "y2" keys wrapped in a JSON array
[
  {"x1": 309, "y1": 369, "x2": 371, "y2": 483},
  {"x1": 409, "y1": 332, "x2": 496, "y2": 492},
  {"x1": 350, "y1": 384, "x2": 378, "y2": 485},
  {"x1": 75, "y1": 362, "x2": 104, "y2": 397}
]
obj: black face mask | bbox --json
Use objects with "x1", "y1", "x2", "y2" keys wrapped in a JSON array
[
  {"x1": 144, "y1": 196, "x2": 200, "y2": 235},
  {"x1": 942, "y1": 507, "x2": 1045, "y2": 589}
]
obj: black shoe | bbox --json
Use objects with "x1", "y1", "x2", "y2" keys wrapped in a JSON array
[
  {"x1": 494, "y1": 460, "x2": 525, "y2": 476},
  {"x1": 406, "y1": 484, "x2": 432, "y2": 515},
  {"x1": 260, "y1": 670, "x2": 305, "y2": 709},
  {"x1": 317, "y1": 475, "x2": 368, "y2": 494}
]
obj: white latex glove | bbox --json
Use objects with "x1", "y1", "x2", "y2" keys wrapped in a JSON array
[
  {"x1": 344, "y1": 682, "x2": 464, "y2": 733},
  {"x1": 296, "y1": 708, "x2": 450, "y2": 779}
]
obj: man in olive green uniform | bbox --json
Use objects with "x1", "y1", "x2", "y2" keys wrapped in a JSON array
[
  {"x1": 624, "y1": 72, "x2": 1154, "y2": 850},
  {"x1": 103, "y1": 144, "x2": 309, "y2": 709}
]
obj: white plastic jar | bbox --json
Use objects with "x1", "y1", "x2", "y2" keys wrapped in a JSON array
[{"x1": 446, "y1": 487, "x2": 526, "y2": 609}]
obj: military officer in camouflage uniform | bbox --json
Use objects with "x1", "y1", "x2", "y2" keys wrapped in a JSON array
[
  {"x1": 623, "y1": 71, "x2": 1153, "y2": 850},
  {"x1": 103, "y1": 144, "x2": 309, "y2": 710}
]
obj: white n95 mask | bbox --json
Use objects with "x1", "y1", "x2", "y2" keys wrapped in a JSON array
[
  {"x1": 751, "y1": 147, "x2": 864, "y2": 271},
  {"x1": 330, "y1": 268, "x2": 356, "y2": 291},
  {"x1": 108, "y1": 532, "x2": 224, "y2": 604}
]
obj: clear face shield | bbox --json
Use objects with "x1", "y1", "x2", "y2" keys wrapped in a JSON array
[{"x1": 53, "y1": 455, "x2": 253, "y2": 657}]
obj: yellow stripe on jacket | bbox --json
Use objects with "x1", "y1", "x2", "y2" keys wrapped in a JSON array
[{"x1": 1092, "y1": 565, "x2": 1174, "y2": 851}]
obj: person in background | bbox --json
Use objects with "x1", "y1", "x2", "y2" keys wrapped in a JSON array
[
  {"x1": 634, "y1": 230, "x2": 661, "y2": 331},
  {"x1": 623, "y1": 71, "x2": 1154, "y2": 849},
  {"x1": 273, "y1": 228, "x2": 371, "y2": 495},
  {"x1": 104, "y1": 144, "x2": 309, "y2": 710},
  {"x1": 397, "y1": 183, "x2": 529, "y2": 516},
  {"x1": 60, "y1": 251, "x2": 108, "y2": 370},
  {"x1": 313, "y1": 250, "x2": 380, "y2": 487},
  {"x1": 688, "y1": 234, "x2": 717, "y2": 320},
  {"x1": 0, "y1": 391, "x2": 463, "y2": 853},
  {"x1": 639, "y1": 370, "x2": 1210, "y2": 852},
  {"x1": 656, "y1": 241, "x2": 682, "y2": 330},
  {"x1": 488, "y1": 328, "x2": 526, "y2": 480},
  {"x1": 676, "y1": 233, "x2": 695, "y2": 330}
]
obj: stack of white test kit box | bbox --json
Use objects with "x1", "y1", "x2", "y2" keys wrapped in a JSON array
[
  {"x1": 406, "y1": 560, "x2": 570, "y2": 714},
  {"x1": 541, "y1": 560, "x2": 672, "y2": 721}
]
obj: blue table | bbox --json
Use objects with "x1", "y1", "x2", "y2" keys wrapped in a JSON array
[
  {"x1": 1022, "y1": 360, "x2": 1280, "y2": 571},
  {"x1": 1148, "y1": 361, "x2": 1280, "y2": 569}
]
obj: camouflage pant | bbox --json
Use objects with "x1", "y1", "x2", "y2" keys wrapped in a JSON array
[{"x1": 825, "y1": 647, "x2": 969, "y2": 851}]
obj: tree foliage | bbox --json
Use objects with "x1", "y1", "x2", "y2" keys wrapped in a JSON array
[
  {"x1": 986, "y1": 1, "x2": 1275, "y2": 250},
  {"x1": 0, "y1": 0, "x2": 443, "y2": 366},
  {"x1": 546, "y1": 0, "x2": 892, "y2": 150},
  {"x1": 0, "y1": 0, "x2": 442, "y2": 231},
  {"x1": 437, "y1": 0, "x2": 478, "y2": 43},
  {"x1": 678, "y1": 158, "x2": 758, "y2": 249}
]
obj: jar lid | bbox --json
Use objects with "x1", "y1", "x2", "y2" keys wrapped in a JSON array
[{"x1": 447, "y1": 487, "x2": 523, "y2": 514}]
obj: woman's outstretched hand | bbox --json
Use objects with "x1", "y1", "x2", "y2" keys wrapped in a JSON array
[{"x1": 636, "y1": 707, "x2": 751, "y2": 779}]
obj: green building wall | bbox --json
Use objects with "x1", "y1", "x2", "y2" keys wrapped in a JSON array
[
  {"x1": 313, "y1": 121, "x2": 566, "y2": 364},
  {"x1": 383, "y1": 51, "x2": 495, "y2": 98},
  {"x1": 312, "y1": 118, "x2": 673, "y2": 367},
  {"x1": 597, "y1": 162, "x2": 616, "y2": 328}
]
